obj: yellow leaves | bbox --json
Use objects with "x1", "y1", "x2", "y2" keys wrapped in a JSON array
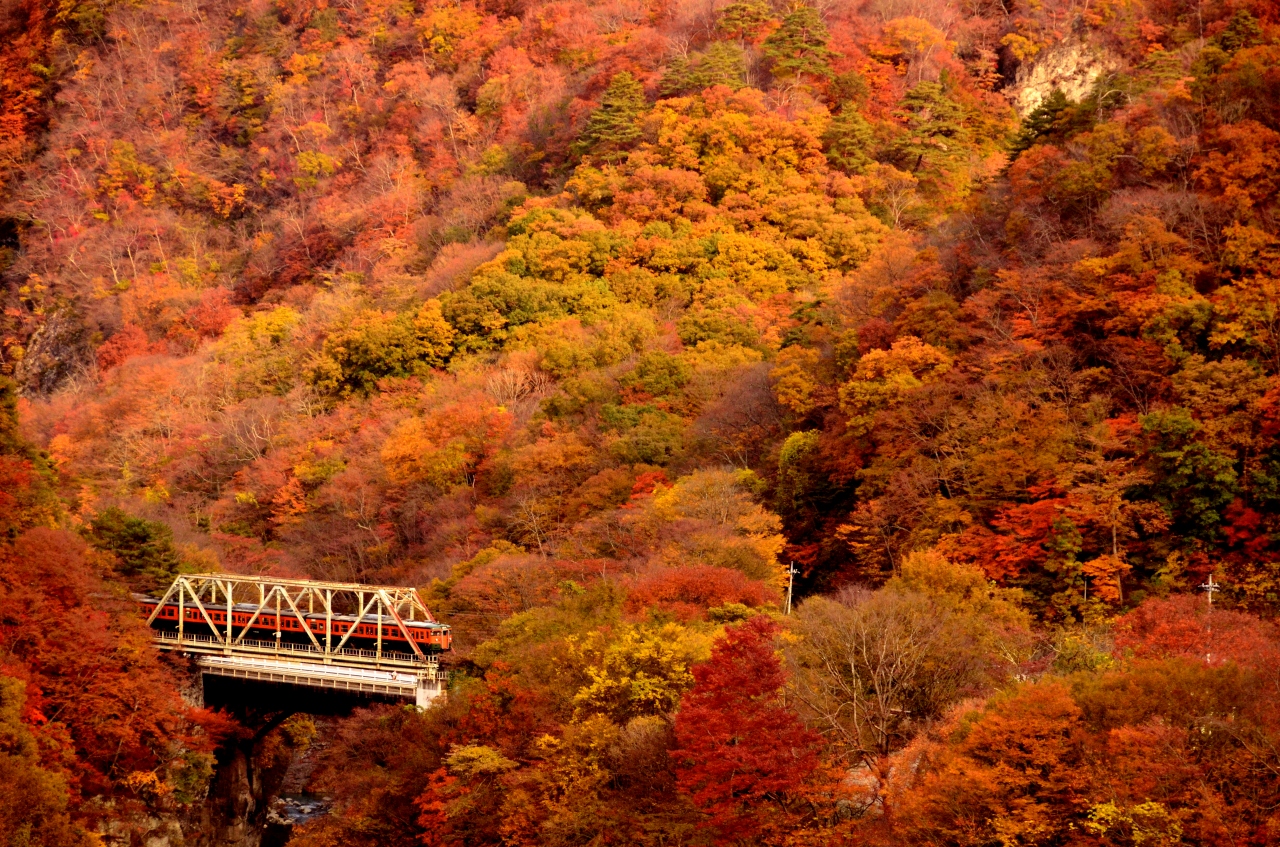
[
  {"x1": 884, "y1": 16, "x2": 954, "y2": 62},
  {"x1": 415, "y1": 3, "x2": 485, "y2": 70},
  {"x1": 284, "y1": 52, "x2": 323, "y2": 83},
  {"x1": 1085, "y1": 800, "x2": 1182, "y2": 845},
  {"x1": 446, "y1": 744, "x2": 519, "y2": 778},
  {"x1": 413, "y1": 299, "x2": 458, "y2": 359},
  {"x1": 293, "y1": 151, "x2": 341, "y2": 190},
  {"x1": 1221, "y1": 222, "x2": 1280, "y2": 277},
  {"x1": 223, "y1": 306, "x2": 300, "y2": 349},
  {"x1": 98, "y1": 141, "x2": 157, "y2": 205},
  {"x1": 517, "y1": 231, "x2": 595, "y2": 283},
  {"x1": 1210, "y1": 277, "x2": 1280, "y2": 371},
  {"x1": 771, "y1": 346, "x2": 822, "y2": 415},
  {"x1": 838, "y1": 335, "x2": 952, "y2": 435},
  {"x1": 141, "y1": 477, "x2": 171, "y2": 504},
  {"x1": 210, "y1": 307, "x2": 303, "y2": 399},
  {"x1": 647, "y1": 468, "x2": 788, "y2": 584},
  {"x1": 122, "y1": 770, "x2": 173, "y2": 802},
  {"x1": 570, "y1": 623, "x2": 709, "y2": 722},
  {"x1": 380, "y1": 402, "x2": 508, "y2": 489},
  {"x1": 1000, "y1": 32, "x2": 1041, "y2": 62},
  {"x1": 684, "y1": 339, "x2": 762, "y2": 373},
  {"x1": 297, "y1": 120, "x2": 333, "y2": 141},
  {"x1": 1132, "y1": 124, "x2": 1179, "y2": 178}
]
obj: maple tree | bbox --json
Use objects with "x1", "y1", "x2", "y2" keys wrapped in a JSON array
[{"x1": 672, "y1": 616, "x2": 824, "y2": 845}]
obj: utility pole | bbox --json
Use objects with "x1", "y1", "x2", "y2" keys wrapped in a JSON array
[
  {"x1": 785, "y1": 563, "x2": 799, "y2": 616},
  {"x1": 1199, "y1": 575, "x2": 1220, "y2": 609},
  {"x1": 1199, "y1": 575, "x2": 1220, "y2": 665}
]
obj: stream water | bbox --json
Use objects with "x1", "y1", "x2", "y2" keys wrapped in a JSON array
[{"x1": 261, "y1": 794, "x2": 331, "y2": 846}]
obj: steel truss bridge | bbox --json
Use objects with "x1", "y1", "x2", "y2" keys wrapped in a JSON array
[{"x1": 145, "y1": 574, "x2": 447, "y2": 708}]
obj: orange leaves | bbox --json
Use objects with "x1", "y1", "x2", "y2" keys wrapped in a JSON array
[
  {"x1": 889, "y1": 683, "x2": 1090, "y2": 846},
  {"x1": 608, "y1": 165, "x2": 712, "y2": 225},
  {"x1": 1194, "y1": 120, "x2": 1280, "y2": 218},
  {"x1": 623, "y1": 564, "x2": 774, "y2": 620}
]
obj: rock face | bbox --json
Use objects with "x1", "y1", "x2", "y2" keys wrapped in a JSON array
[
  {"x1": 95, "y1": 736, "x2": 277, "y2": 847},
  {"x1": 186, "y1": 718, "x2": 301, "y2": 847},
  {"x1": 197, "y1": 738, "x2": 267, "y2": 847},
  {"x1": 1007, "y1": 33, "x2": 1122, "y2": 115}
]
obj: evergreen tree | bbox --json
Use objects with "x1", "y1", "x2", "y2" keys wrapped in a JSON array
[
  {"x1": 698, "y1": 41, "x2": 748, "y2": 90},
  {"x1": 763, "y1": 5, "x2": 834, "y2": 81},
  {"x1": 659, "y1": 55, "x2": 694, "y2": 98},
  {"x1": 1010, "y1": 89, "x2": 1093, "y2": 154},
  {"x1": 576, "y1": 72, "x2": 647, "y2": 160},
  {"x1": 1213, "y1": 9, "x2": 1262, "y2": 54},
  {"x1": 823, "y1": 108, "x2": 875, "y2": 174},
  {"x1": 891, "y1": 80, "x2": 968, "y2": 173},
  {"x1": 86, "y1": 507, "x2": 184, "y2": 591},
  {"x1": 716, "y1": 0, "x2": 773, "y2": 45},
  {"x1": 659, "y1": 42, "x2": 747, "y2": 97}
]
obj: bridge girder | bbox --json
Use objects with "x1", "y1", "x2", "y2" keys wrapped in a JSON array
[{"x1": 146, "y1": 573, "x2": 438, "y2": 664}]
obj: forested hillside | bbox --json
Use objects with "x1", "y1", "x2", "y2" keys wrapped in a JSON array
[{"x1": 2, "y1": 0, "x2": 1280, "y2": 843}]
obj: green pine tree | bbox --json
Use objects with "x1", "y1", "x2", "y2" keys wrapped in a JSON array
[
  {"x1": 659, "y1": 55, "x2": 695, "y2": 97},
  {"x1": 1213, "y1": 9, "x2": 1262, "y2": 54},
  {"x1": 660, "y1": 42, "x2": 748, "y2": 96},
  {"x1": 698, "y1": 41, "x2": 748, "y2": 90},
  {"x1": 891, "y1": 81, "x2": 967, "y2": 174},
  {"x1": 716, "y1": 0, "x2": 773, "y2": 45},
  {"x1": 823, "y1": 108, "x2": 875, "y2": 174},
  {"x1": 763, "y1": 5, "x2": 834, "y2": 81},
  {"x1": 1011, "y1": 89, "x2": 1093, "y2": 154},
  {"x1": 87, "y1": 507, "x2": 185, "y2": 592},
  {"x1": 576, "y1": 72, "x2": 648, "y2": 160}
]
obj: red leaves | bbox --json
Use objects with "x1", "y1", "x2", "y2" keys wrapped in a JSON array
[
  {"x1": 630, "y1": 470, "x2": 669, "y2": 498},
  {"x1": 184, "y1": 287, "x2": 239, "y2": 338},
  {"x1": 0, "y1": 528, "x2": 216, "y2": 798},
  {"x1": 95, "y1": 324, "x2": 160, "y2": 372},
  {"x1": 672, "y1": 617, "x2": 821, "y2": 844},
  {"x1": 624, "y1": 565, "x2": 773, "y2": 621},
  {"x1": 1113, "y1": 593, "x2": 1280, "y2": 668},
  {"x1": 948, "y1": 498, "x2": 1064, "y2": 582}
]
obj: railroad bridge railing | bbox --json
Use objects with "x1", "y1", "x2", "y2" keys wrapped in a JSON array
[{"x1": 145, "y1": 573, "x2": 449, "y2": 707}]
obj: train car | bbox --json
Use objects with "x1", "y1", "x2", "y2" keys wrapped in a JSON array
[{"x1": 137, "y1": 596, "x2": 452, "y2": 653}]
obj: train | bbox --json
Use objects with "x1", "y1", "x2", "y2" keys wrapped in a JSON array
[{"x1": 136, "y1": 595, "x2": 452, "y2": 653}]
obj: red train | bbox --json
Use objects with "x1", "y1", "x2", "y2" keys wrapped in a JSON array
[{"x1": 137, "y1": 596, "x2": 452, "y2": 653}]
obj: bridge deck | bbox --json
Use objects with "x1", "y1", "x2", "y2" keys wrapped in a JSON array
[
  {"x1": 197, "y1": 655, "x2": 445, "y2": 706},
  {"x1": 152, "y1": 629, "x2": 432, "y2": 670}
]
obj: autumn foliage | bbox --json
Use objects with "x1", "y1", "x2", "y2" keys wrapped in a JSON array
[
  {"x1": 3, "y1": 0, "x2": 1280, "y2": 842},
  {"x1": 672, "y1": 617, "x2": 822, "y2": 844}
]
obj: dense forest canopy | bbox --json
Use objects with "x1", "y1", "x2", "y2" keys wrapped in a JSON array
[{"x1": 2, "y1": 0, "x2": 1280, "y2": 843}]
